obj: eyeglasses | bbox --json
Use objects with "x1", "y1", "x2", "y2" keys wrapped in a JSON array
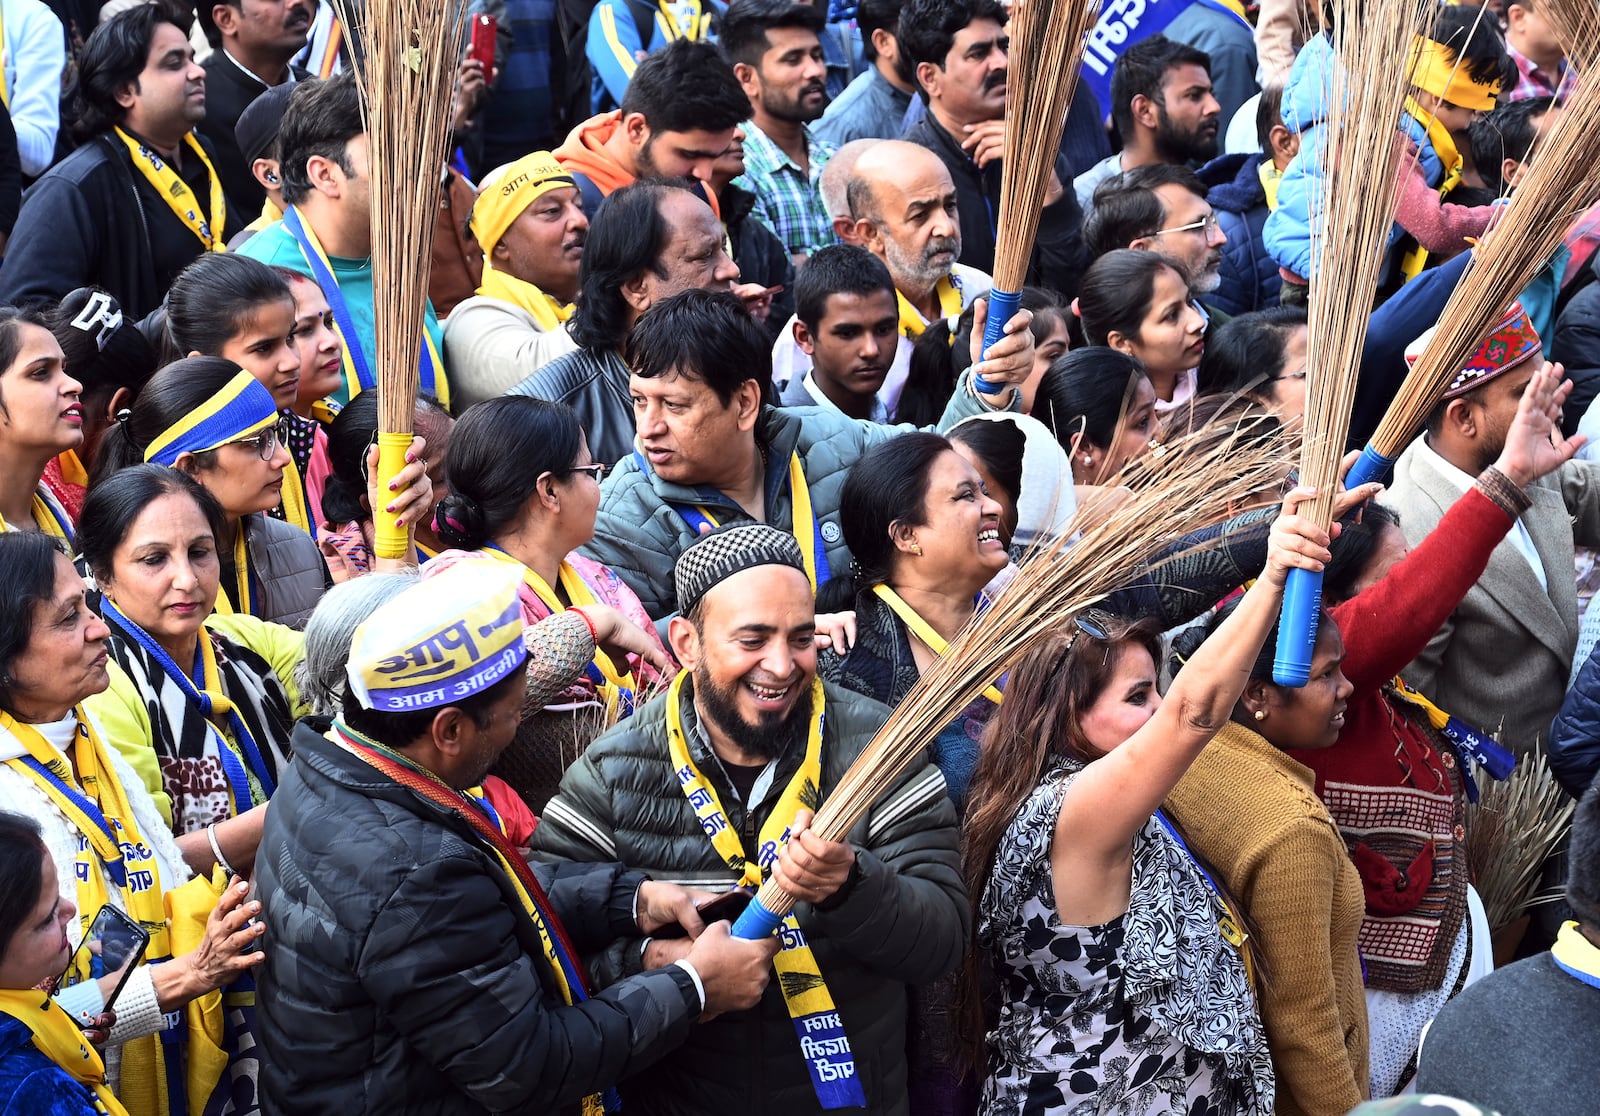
[
  {"x1": 1153, "y1": 211, "x2": 1221, "y2": 237},
  {"x1": 564, "y1": 462, "x2": 608, "y2": 483},
  {"x1": 224, "y1": 427, "x2": 279, "y2": 461}
]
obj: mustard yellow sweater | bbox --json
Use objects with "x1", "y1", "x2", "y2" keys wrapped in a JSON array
[{"x1": 1166, "y1": 720, "x2": 1369, "y2": 1116}]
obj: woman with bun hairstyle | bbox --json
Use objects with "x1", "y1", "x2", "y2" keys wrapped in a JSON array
[
  {"x1": 45, "y1": 288, "x2": 158, "y2": 519},
  {"x1": 0, "y1": 307, "x2": 82, "y2": 542},
  {"x1": 1077, "y1": 250, "x2": 1206, "y2": 413}
]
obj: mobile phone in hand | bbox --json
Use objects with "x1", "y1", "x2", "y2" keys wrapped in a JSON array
[
  {"x1": 469, "y1": 14, "x2": 496, "y2": 85},
  {"x1": 58, "y1": 905, "x2": 150, "y2": 1017},
  {"x1": 653, "y1": 888, "x2": 755, "y2": 939}
]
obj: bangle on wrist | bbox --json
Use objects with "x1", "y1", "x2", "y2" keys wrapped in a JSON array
[
  {"x1": 207, "y1": 824, "x2": 236, "y2": 878},
  {"x1": 1476, "y1": 465, "x2": 1533, "y2": 519}
]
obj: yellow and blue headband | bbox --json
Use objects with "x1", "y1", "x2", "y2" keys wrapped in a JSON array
[
  {"x1": 347, "y1": 561, "x2": 528, "y2": 713},
  {"x1": 1408, "y1": 36, "x2": 1502, "y2": 113},
  {"x1": 144, "y1": 369, "x2": 279, "y2": 467}
]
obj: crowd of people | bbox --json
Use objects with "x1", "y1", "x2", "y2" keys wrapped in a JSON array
[{"x1": 0, "y1": 0, "x2": 1597, "y2": 1114}]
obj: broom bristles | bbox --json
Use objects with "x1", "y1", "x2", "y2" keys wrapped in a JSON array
[
  {"x1": 1295, "y1": 0, "x2": 1440, "y2": 528},
  {"x1": 1366, "y1": 1, "x2": 1600, "y2": 462},
  {"x1": 1462, "y1": 749, "x2": 1575, "y2": 931},
  {"x1": 337, "y1": 0, "x2": 468, "y2": 435},
  {"x1": 749, "y1": 417, "x2": 1294, "y2": 921},
  {"x1": 990, "y1": 0, "x2": 1102, "y2": 293}
]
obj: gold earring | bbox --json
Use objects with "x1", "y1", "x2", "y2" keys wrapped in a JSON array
[
  {"x1": 1253, "y1": 709, "x2": 1267, "y2": 722},
  {"x1": 909, "y1": 541, "x2": 922, "y2": 555}
]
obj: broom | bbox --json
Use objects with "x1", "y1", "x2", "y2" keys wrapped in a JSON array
[
  {"x1": 338, "y1": 0, "x2": 467, "y2": 558},
  {"x1": 1272, "y1": 0, "x2": 1439, "y2": 685},
  {"x1": 1345, "y1": 0, "x2": 1600, "y2": 490},
  {"x1": 1461, "y1": 749, "x2": 1575, "y2": 933},
  {"x1": 971, "y1": 0, "x2": 1102, "y2": 393},
  {"x1": 732, "y1": 418, "x2": 1294, "y2": 939}
]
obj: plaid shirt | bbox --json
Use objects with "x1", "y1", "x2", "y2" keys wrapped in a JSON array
[
  {"x1": 1505, "y1": 41, "x2": 1578, "y2": 103},
  {"x1": 733, "y1": 122, "x2": 839, "y2": 257}
]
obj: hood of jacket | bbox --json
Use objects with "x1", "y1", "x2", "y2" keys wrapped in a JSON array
[
  {"x1": 1198, "y1": 152, "x2": 1268, "y2": 214},
  {"x1": 1282, "y1": 33, "x2": 1335, "y2": 135},
  {"x1": 555, "y1": 111, "x2": 722, "y2": 219},
  {"x1": 949, "y1": 412, "x2": 1077, "y2": 559}
]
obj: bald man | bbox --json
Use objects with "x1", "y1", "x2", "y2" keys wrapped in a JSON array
[
  {"x1": 772, "y1": 140, "x2": 991, "y2": 413},
  {"x1": 819, "y1": 138, "x2": 878, "y2": 242}
]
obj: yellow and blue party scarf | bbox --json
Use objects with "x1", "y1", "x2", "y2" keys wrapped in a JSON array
[
  {"x1": 896, "y1": 275, "x2": 964, "y2": 342},
  {"x1": 0, "y1": 484, "x2": 75, "y2": 542},
  {"x1": 280, "y1": 205, "x2": 448, "y2": 408},
  {"x1": 478, "y1": 546, "x2": 636, "y2": 718},
  {"x1": 642, "y1": 450, "x2": 832, "y2": 590},
  {"x1": 665, "y1": 672, "x2": 866, "y2": 1109},
  {"x1": 332, "y1": 721, "x2": 613, "y2": 1115},
  {"x1": 0, "y1": 990, "x2": 129, "y2": 1115},
  {"x1": 100, "y1": 597, "x2": 277, "y2": 817},
  {"x1": 113, "y1": 128, "x2": 227, "y2": 252},
  {"x1": 0, "y1": 709, "x2": 171, "y2": 1116}
]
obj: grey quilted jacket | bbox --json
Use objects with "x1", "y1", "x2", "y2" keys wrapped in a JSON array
[
  {"x1": 531, "y1": 678, "x2": 969, "y2": 1116},
  {"x1": 256, "y1": 720, "x2": 703, "y2": 1114}
]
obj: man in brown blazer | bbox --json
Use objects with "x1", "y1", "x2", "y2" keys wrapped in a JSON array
[{"x1": 1387, "y1": 304, "x2": 1600, "y2": 756}]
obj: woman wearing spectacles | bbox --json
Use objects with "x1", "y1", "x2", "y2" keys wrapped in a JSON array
[
  {"x1": 960, "y1": 482, "x2": 1377, "y2": 1116},
  {"x1": 1078, "y1": 250, "x2": 1209, "y2": 415},
  {"x1": 1197, "y1": 306, "x2": 1310, "y2": 428},
  {"x1": 429, "y1": 397, "x2": 673, "y2": 810}
]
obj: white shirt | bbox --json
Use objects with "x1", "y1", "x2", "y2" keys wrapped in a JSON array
[
  {"x1": 1418, "y1": 436, "x2": 1548, "y2": 591},
  {"x1": 1, "y1": 0, "x2": 65, "y2": 177},
  {"x1": 800, "y1": 369, "x2": 890, "y2": 424}
]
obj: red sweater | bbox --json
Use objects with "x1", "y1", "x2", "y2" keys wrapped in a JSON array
[{"x1": 1303, "y1": 486, "x2": 1514, "y2": 990}]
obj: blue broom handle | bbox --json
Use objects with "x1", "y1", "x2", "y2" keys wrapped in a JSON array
[
  {"x1": 972, "y1": 288, "x2": 1023, "y2": 396},
  {"x1": 730, "y1": 895, "x2": 786, "y2": 940},
  {"x1": 1273, "y1": 566, "x2": 1324, "y2": 686},
  {"x1": 1345, "y1": 443, "x2": 1398, "y2": 490}
]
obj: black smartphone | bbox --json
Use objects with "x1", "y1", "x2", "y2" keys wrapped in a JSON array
[
  {"x1": 653, "y1": 888, "x2": 755, "y2": 939},
  {"x1": 59, "y1": 905, "x2": 150, "y2": 1014}
]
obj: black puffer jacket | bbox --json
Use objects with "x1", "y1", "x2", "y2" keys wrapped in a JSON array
[
  {"x1": 256, "y1": 720, "x2": 703, "y2": 1115},
  {"x1": 1549, "y1": 644, "x2": 1600, "y2": 797},
  {"x1": 532, "y1": 679, "x2": 968, "y2": 1116}
]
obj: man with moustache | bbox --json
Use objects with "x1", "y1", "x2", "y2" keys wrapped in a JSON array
[
  {"x1": 1084, "y1": 164, "x2": 1228, "y2": 308},
  {"x1": 723, "y1": 0, "x2": 839, "y2": 266},
  {"x1": 772, "y1": 140, "x2": 990, "y2": 414},
  {"x1": 534, "y1": 523, "x2": 967, "y2": 1116},
  {"x1": 444, "y1": 153, "x2": 588, "y2": 408},
  {"x1": 196, "y1": 0, "x2": 312, "y2": 213},
  {"x1": 0, "y1": 2, "x2": 240, "y2": 318},
  {"x1": 1073, "y1": 35, "x2": 1223, "y2": 216},
  {"x1": 898, "y1": 0, "x2": 1087, "y2": 299}
]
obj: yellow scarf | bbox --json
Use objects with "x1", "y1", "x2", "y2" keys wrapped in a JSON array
[
  {"x1": 680, "y1": 453, "x2": 829, "y2": 591},
  {"x1": 870, "y1": 584, "x2": 1003, "y2": 705},
  {"x1": 665, "y1": 672, "x2": 865, "y2": 1108},
  {"x1": 896, "y1": 276, "x2": 964, "y2": 341},
  {"x1": 113, "y1": 128, "x2": 226, "y2": 252},
  {"x1": 210, "y1": 523, "x2": 254, "y2": 620},
  {"x1": 476, "y1": 265, "x2": 574, "y2": 331},
  {"x1": 477, "y1": 546, "x2": 636, "y2": 719},
  {"x1": 0, "y1": 485, "x2": 75, "y2": 540},
  {"x1": 1398, "y1": 97, "x2": 1466, "y2": 284},
  {"x1": 0, "y1": 710, "x2": 171, "y2": 1116},
  {"x1": 1258, "y1": 160, "x2": 1284, "y2": 211},
  {"x1": 0, "y1": 989, "x2": 129, "y2": 1115}
]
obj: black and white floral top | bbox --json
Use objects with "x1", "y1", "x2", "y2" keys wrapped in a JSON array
[{"x1": 977, "y1": 759, "x2": 1275, "y2": 1116}]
